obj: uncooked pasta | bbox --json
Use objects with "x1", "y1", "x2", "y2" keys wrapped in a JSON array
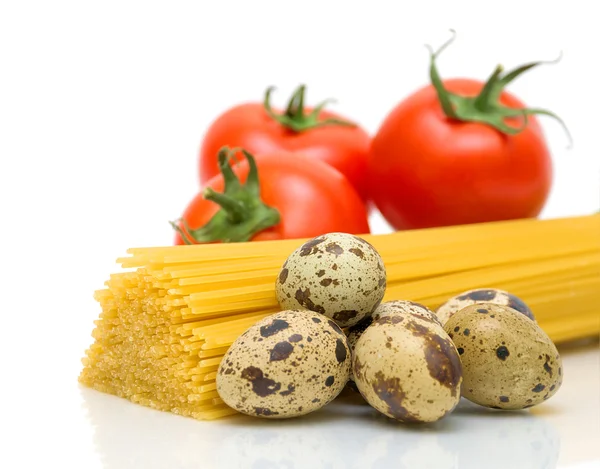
[{"x1": 79, "y1": 215, "x2": 600, "y2": 419}]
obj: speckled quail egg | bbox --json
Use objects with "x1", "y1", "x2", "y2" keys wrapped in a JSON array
[
  {"x1": 444, "y1": 303, "x2": 562, "y2": 410},
  {"x1": 436, "y1": 288, "x2": 535, "y2": 325},
  {"x1": 353, "y1": 301, "x2": 463, "y2": 423},
  {"x1": 346, "y1": 300, "x2": 443, "y2": 381},
  {"x1": 344, "y1": 301, "x2": 443, "y2": 394},
  {"x1": 275, "y1": 232, "x2": 386, "y2": 327},
  {"x1": 216, "y1": 309, "x2": 351, "y2": 418}
]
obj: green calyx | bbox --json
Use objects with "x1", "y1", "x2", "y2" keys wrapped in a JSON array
[
  {"x1": 428, "y1": 30, "x2": 572, "y2": 144},
  {"x1": 263, "y1": 84, "x2": 355, "y2": 132},
  {"x1": 171, "y1": 147, "x2": 281, "y2": 243}
]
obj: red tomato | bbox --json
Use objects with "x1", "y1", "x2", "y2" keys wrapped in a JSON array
[
  {"x1": 198, "y1": 86, "x2": 371, "y2": 199},
  {"x1": 175, "y1": 148, "x2": 370, "y2": 244},
  {"x1": 367, "y1": 37, "x2": 564, "y2": 230}
]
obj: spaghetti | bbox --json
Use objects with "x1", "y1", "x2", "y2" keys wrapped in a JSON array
[{"x1": 79, "y1": 215, "x2": 600, "y2": 419}]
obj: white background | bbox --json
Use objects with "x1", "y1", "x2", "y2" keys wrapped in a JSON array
[{"x1": 0, "y1": 1, "x2": 598, "y2": 468}]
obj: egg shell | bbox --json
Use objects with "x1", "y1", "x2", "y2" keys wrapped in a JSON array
[
  {"x1": 353, "y1": 304, "x2": 463, "y2": 423},
  {"x1": 216, "y1": 309, "x2": 351, "y2": 418},
  {"x1": 346, "y1": 300, "x2": 443, "y2": 381},
  {"x1": 275, "y1": 232, "x2": 386, "y2": 328},
  {"x1": 444, "y1": 303, "x2": 562, "y2": 410},
  {"x1": 436, "y1": 288, "x2": 535, "y2": 325}
]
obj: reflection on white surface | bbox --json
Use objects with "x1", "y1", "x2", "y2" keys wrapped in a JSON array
[{"x1": 82, "y1": 387, "x2": 560, "y2": 469}]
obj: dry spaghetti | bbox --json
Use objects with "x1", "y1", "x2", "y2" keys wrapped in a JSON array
[{"x1": 79, "y1": 215, "x2": 600, "y2": 419}]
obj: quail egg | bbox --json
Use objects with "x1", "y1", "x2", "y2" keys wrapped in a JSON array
[
  {"x1": 216, "y1": 310, "x2": 351, "y2": 418},
  {"x1": 444, "y1": 303, "x2": 562, "y2": 410},
  {"x1": 275, "y1": 232, "x2": 386, "y2": 327},
  {"x1": 353, "y1": 301, "x2": 462, "y2": 423},
  {"x1": 436, "y1": 288, "x2": 535, "y2": 325}
]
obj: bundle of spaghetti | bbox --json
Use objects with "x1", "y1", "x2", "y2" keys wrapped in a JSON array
[{"x1": 79, "y1": 214, "x2": 600, "y2": 420}]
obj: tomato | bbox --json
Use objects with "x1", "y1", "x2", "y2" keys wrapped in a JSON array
[
  {"x1": 198, "y1": 85, "x2": 371, "y2": 199},
  {"x1": 174, "y1": 148, "x2": 370, "y2": 244},
  {"x1": 367, "y1": 33, "x2": 567, "y2": 230}
]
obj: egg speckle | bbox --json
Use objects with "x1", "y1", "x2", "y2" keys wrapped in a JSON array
[
  {"x1": 444, "y1": 303, "x2": 562, "y2": 410},
  {"x1": 436, "y1": 288, "x2": 535, "y2": 325},
  {"x1": 352, "y1": 301, "x2": 462, "y2": 423},
  {"x1": 275, "y1": 233, "x2": 386, "y2": 327},
  {"x1": 216, "y1": 310, "x2": 351, "y2": 418}
]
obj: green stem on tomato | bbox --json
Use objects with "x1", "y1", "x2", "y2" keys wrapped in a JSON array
[
  {"x1": 171, "y1": 147, "x2": 281, "y2": 244},
  {"x1": 426, "y1": 30, "x2": 572, "y2": 146},
  {"x1": 263, "y1": 85, "x2": 356, "y2": 132}
]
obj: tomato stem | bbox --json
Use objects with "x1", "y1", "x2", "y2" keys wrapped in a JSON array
[
  {"x1": 426, "y1": 30, "x2": 572, "y2": 146},
  {"x1": 172, "y1": 147, "x2": 281, "y2": 243},
  {"x1": 263, "y1": 85, "x2": 356, "y2": 132}
]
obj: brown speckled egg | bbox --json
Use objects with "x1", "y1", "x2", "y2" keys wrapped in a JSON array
[
  {"x1": 444, "y1": 303, "x2": 562, "y2": 410},
  {"x1": 216, "y1": 310, "x2": 351, "y2": 418},
  {"x1": 353, "y1": 302, "x2": 463, "y2": 423},
  {"x1": 346, "y1": 301, "x2": 443, "y2": 378},
  {"x1": 275, "y1": 233, "x2": 386, "y2": 327},
  {"x1": 436, "y1": 288, "x2": 535, "y2": 325}
]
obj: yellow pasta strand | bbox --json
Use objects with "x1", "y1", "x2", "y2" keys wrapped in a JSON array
[{"x1": 79, "y1": 215, "x2": 600, "y2": 421}]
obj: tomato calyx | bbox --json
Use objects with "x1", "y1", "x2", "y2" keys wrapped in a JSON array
[
  {"x1": 171, "y1": 147, "x2": 281, "y2": 243},
  {"x1": 428, "y1": 30, "x2": 572, "y2": 144},
  {"x1": 263, "y1": 84, "x2": 356, "y2": 132}
]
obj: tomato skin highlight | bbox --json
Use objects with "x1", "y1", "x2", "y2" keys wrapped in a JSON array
[
  {"x1": 367, "y1": 78, "x2": 553, "y2": 230},
  {"x1": 199, "y1": 103, "x2": 371, "y2": 199},
  {"x1": 177, "y1": 152, "x2": 370, "y2": 245}
]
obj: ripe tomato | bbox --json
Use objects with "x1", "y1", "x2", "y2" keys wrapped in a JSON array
[
  {"x1": 368, "y1": 33, "x2": 566, "y2": 230},
  {"x1": 198, "y1": 85, "x2": 371, "y2": 199},
  {"x1": 174, "y1": 148, "x2": 370, "y2": 244}
]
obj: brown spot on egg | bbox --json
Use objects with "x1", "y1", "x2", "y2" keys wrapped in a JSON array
[
  {"x1": 457, "y1": 347, "x2": 464, "y2": 355},
  {"x1": 423, "y1": 335, "x2": 461, "y2": 396},
  {"x1": 311, "y1": 317, "x2": 321, "y2": 323},
  {"x1": 278, "y1": 268, "x2": 289, "y2": 284},
  {"x1": 254, "y1": 407, "x2": 279, "y2": 416},
  {"x1": 295, "y1": 288, "x2": 326, "y2": 314},
  {"x1": 458, "y1": 289, "x2": 497, "y2": 301},
  {"x1": 332, "y1": 263, "x2": 338, "y2": 270},
  {"x1": 288, "y1": 334, "x2": 303, "y2": 343},
  {"x1": 532, "y1": 384, "x2": 545, "y2": 393},
  {"x1": 316, "y1": 269, "x2": 326, "y2": 277},
  {"x1": 372, "y1": 371, "x2": 419, "y2": 422},
  {"x1": 349, "y1": 247, "x2": 364, "y2": 259},
  {"x1": 325, "y1": 376, "x2": 335, "y2": 387},
  {"x1": 499, "y1": 396, "x2": 509, "y2": 403},
  {"x1": 463, "y1": 328, "x2": 470, "y2": 336},
  {"x1": 335, "y1": 339, "x2": 347, "y2": 363},
  {"x1": 333, "y1": 310, "x2": 359, "y2": 323},
  {"x1": 405, "y1": 321, "x2": 429, "y2": 336},
  {"x1": 320, "y1": 278, "x2": 333, "y2": 287},
  {"x1": 241, "y1": 366, "x2": 281, "y2": 397},
  {"x1": 378, "y1": 277, "x2": 386, "y2": 287},
  {"x1": 506, "y1": 294, "x2": 535, "y2": 320},
  {"x1": 259, "y1": 319, "x2": 289, "y2": 338},
  {"x1": 325, "y1": 243, "x2": 344, "y2": 256},
  {"x1": 299, "y1": 237, "x2": 326, "y2": 256},
  {"x1": 477, "y1": 308, "x2": 489, "y2": 314},
  {"x1": 543, "y1": 355, "x2": 553, "y2": 376},
  {"x1": 280, "y1": 384, "x2": 295, "y2": 396},
  {"x1": 269, "y1": 342, "x2": 294, "y2": 362},
  {"x1": 496, "y1": 346, "x2": 510, "y2": 360},
  {"x1": 376, "y1": 315, "x2": 404, "y2": 325}
]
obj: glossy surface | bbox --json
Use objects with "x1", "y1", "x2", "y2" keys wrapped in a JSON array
[
  {"x1": 176, "y1": 152, "x2": 370, "y2": 243},
  {"x1": 199, "y1": 102, "x2": 371, "y2": 198},
  {"x1": 368, "y1": 79, "x2": 553, "y2": 230},
  {"x1": 4, "y1": 343, "x2": 596, "y2": 469}
]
